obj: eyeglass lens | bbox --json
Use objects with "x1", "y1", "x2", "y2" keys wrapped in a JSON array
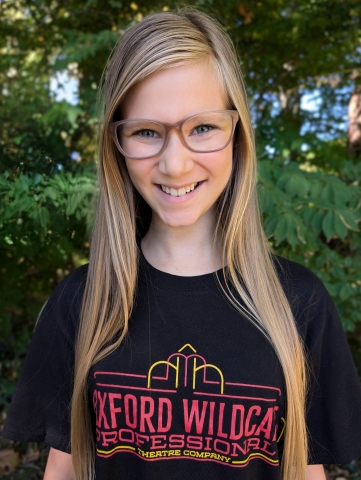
[{"x1": 116, "y1": 112, "x2": 234, "y2": 158}]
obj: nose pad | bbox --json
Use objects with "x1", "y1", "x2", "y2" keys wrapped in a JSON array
[{"x1": 158, "y1": 130, "x2": 194, "y2": 177}]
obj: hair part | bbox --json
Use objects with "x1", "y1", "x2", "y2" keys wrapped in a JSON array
[{"x1": 71, "y1": 8, "x2": 308, "y2": 480}]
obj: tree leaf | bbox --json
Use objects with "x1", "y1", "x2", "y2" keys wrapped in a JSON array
[
  {"x1": 303, "y1": 206, "x2": 314, "y2": 225},
  {"x1": 334, "y1": 213, "x2": 348, "y2": 240},
  {"x1": 322, "y1": 210, "x2": 334, "y2": 240},
  {"x1": 297, "y1": 224, "x2": 307, "y2": 244},
  {"x1": 310, "y1": 180, "x2": 322, "y2": 198},
  {"x1": 38, "y1": 207, "x2": 50, "y2": 229},
  {"x1": 274, "y1": 216, "x2": 289, "y2": 245},
  {"x1": 310, "y1": 210, "x2": 323, "y2": 235},
  {"x1": 321, "y1": 183, "x2": 333, "y2": 202},
  {"x1": 33, "y1": 173, "x2": 43, "y2": 185},
  {"x1": 66, "y1": 193, "x2": 82, "y2": 215},
  {"x1": 264, "y1": 214, "x2": 280, "y2": 237},
  {"x1": 315, "y1": 253, "x2": 326, "y2": 268},
  {"x1": 285, "y1": 174, "x2": 308, "y2": 198},
  {"x1": 337, "y1": 210, "x2": 359, "y2": 231},
  {"x1": 276, "y1": 173, "x2": 291, "y2": 190},
  {"x1": 259, "y1": 187, "x2": 274, "y2": 214},
  {"x1": 17, "y1": 196, "x2": 34, "y2": 212},
  {"x1": 19, "y1": 174, "x2": 30, "y2": 191},
  {"x1": 340, "y1": 284, "x2": 354, "y2": 301},
  {"x1": 29, "y1": 206, "x2": 50, "y2": 228},
  {"x1": 45, "y1": 186, "x2": 58, "y2": 201},
  {"x1": 333, "y1": 185, "x2": 352, "y2": 206},
  {"x1": 287, "y1": 225, "x2": 299, "y2": 249}
]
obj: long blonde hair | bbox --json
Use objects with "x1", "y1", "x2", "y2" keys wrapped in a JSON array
[{"x1": 71, "y1": 9, "x2": 308, "y2": 480}]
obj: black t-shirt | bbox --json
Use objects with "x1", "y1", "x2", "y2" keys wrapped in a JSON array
[{"x1": 3, "y1": 255, "x2": 361, "y2": 479}]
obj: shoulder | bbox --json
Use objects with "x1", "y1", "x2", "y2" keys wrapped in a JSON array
[
  {"x1": 270, "y1": 254, "x2": 335, "y2": 335},
  {"x1": 48, "y1": 263, "x2": 89, "y2": 306},
  {"x1": 36, "y1": 263, "x2": 89, "y2": 335},
  {"x1": 271, "y1": 254, "x2": 325, "y2": 298},
  {"x1": 58, "y1": 262, "x2": 89, "y2": 290}
]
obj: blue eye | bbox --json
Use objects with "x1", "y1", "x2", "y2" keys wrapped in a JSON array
[
  {"x1": 193, "y1": 124, "x2": 215, "y2": 134},
  {"x1": 135, "y1": 129, "x2": 157, "y2": 138}
]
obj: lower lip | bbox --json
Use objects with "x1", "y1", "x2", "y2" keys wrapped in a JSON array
[{"x1": 156, "y1": 182, "x2": 204, "y2": 203}]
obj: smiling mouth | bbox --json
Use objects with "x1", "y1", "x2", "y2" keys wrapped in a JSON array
[{"x1": 159, "y1": 182, "x2": 201, "y2": 197}]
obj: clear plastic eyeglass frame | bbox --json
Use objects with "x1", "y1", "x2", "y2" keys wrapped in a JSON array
[{"x1": 107, "y1": 109, "x2": 239, "y2": 160}]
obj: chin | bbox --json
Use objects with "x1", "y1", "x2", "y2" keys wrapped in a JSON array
[{"x1": 159, "y1": 212, "x2": 201, "y2": 229}]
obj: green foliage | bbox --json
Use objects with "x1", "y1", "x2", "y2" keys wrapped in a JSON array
[
  {"x1": 0, "y1": 166, "x2": 96, "y2": 407},
  {"x1": 259, "y1": 157, "x2": 361, "y2": 331},
  {"x1": 1, "y1": 169, "x2": 96, "y2": 245},
  {"x1": 1, "y1": 0, "x2": 360, "y2": 353},
  {"x1": 1, "y1": 8, "x2": 361, "y2": 477}
]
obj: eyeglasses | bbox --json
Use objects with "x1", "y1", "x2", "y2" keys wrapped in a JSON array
[{"x1": 108, "y1": 110, "x2": 239, "y2": 159}]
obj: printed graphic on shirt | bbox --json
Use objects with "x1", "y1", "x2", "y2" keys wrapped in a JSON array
[{"x1": 93, "y1": 344, "x2": 285, "y2": 468}]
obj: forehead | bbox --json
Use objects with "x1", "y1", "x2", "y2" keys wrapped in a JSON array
[{"x1": 120, "y1": 59, "x2": 228, "y2": 123}]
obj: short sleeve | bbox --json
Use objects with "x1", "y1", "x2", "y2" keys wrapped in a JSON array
[
  {"x1": 2, "y1": 264, "x2": 88, "y2": 453},
  {"x1": 273, "y1": 256, "x2": 361, "y2": 464},
  {"x1": 293, "y1": 267, "x2": 361, "y2": 464}
]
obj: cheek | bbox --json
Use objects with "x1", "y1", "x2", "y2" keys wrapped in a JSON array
[
  {"x1": 206, "y1": 148, "x2": 233, "y2": 186},
  {"x1": 124, "y1": 160, "x2": 150, "y2": 191}
]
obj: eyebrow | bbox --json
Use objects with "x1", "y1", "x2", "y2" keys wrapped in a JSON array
[{"x1": 122, "y1": 109, "x2": 230, "y2": 124}]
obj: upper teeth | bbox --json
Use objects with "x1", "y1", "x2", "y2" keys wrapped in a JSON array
[{"x1": 161, "y1": 182, "x2": 198, "y2": 197}]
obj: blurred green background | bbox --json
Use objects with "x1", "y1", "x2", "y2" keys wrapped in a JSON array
[{"x1": 1, "y1": 0, "x2": 361, "y2": 477}]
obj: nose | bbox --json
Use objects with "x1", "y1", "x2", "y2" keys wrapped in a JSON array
[{"x1": 157, "y1": 130, "x2": 195, "y2": 177}]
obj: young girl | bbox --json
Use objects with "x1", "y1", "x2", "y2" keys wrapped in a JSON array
[{"x1": 3, "y1": 9, "x2": 361, "y2": 480}]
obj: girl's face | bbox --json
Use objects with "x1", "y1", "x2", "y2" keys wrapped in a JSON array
[{"x1": 121, "y1": 60, "x2": 234, "y2": 231}]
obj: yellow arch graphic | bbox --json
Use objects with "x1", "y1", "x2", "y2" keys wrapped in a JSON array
[
  {"x1": 277, "y1": 417, "x2": 286, "y2": 442},
  {"x1": 147, "y1": 357, "x2": 179, "y2": 388},
  {"x1": 232, "y1": 452, "x2": 279, "y2": 465},
  {"x1": 192, "y1": 357, "x2": 224, "y2": 394},
  {"x1": 178, "y1": 344, "x2": 197, "y2": 353},
  {"x1": 97, "y1": 445, "x2": 135, "y2": 455}
]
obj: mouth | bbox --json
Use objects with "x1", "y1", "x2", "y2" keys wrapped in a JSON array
[{"x1": 158, "y1": 181, "x2": 202, "y2": 197}]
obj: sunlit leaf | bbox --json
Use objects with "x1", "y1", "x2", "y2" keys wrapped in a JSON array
[
  {"x1": 334, "y1": 213, "x2": 348, "y2": 239},
  {"x1": 33, "y1": 173, "x2": 43, "y2": 185},
  {"x1": 45, "y1": 186, "x2": 58, "y2": 200},
  {"x1": 337, "y1": 210, "x2": 359, "y2": 231},
  {"x1": 296, "y1": 224, "x2": 307, "y2": 244}
]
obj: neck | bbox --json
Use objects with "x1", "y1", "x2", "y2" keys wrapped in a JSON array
[{"x1": 141, "y1": 211, "x2": 222, "y2": 276}]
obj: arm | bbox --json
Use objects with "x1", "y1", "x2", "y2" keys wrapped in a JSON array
[
  {"x1": 306, "y1": 465, "x2": 326, "y2": 480},
  {"x1": 44, "y1": 447, "x2": 74, "y2": 480}
]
